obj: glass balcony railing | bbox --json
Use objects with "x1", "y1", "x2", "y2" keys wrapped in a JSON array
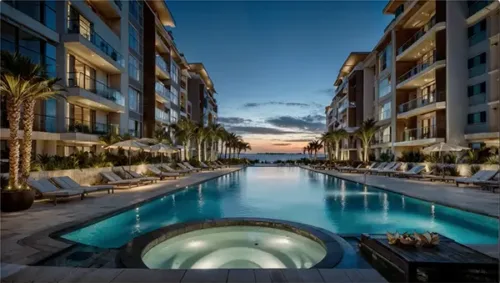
[
  {"x1": 67, "y1": 19, "x2": 124, "y2": 67},
  {"x1": 67, "y1": 72, "x2": 125, "y2": 106},
  {"x1": 155, "y1": 108, "x2": 170, "y2": 123},
  {"x1": 379, "y1": 109, "x2": 391, "y2": 121},
  {"x1": 397, "y1": 91, "x2": 445, "y2": 114},
  {"x1": 337, "y1": 98, "x2": 349, "y2": 113},
  {"x1": 397, "y1": 50, "x2": 437, "y2": 84},
  {"x1": 469, "y1": 93, "x2": 487, "y2": 106},
  {"x1": 469, "y1": 31, "x2": 487, "y2": 46},
  {"x1": 373, "y1": 134, "x2": 391, "y2": 145},
  {"x1": 468, "y1": 64, "x2": 486, "y2": 78},
  {"x1": 399, "y1": 125, "x2": 445, "y2": 142},
  {"x1": 468, "y1": 0, "x2": 493, "y2": 17},
  {"x1": 397, "y1": 16, "x2": 436, "y2": 55},
  {"x1": 155, "y1": 81, "x2": 171, "y2": 102},
  {"x1": 1, "y1": 112, "x2": 58, "y2": 132},
  {"x1": 156, "y1": 55, "x2": 168, "y2": 74},
  {"x1": 67, "y1": 117, "x2": 118, "y2": 135}
]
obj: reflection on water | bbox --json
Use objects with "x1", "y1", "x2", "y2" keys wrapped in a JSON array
[{"x1": 63, "y1": 167, "x2": 499, "y2": 248}]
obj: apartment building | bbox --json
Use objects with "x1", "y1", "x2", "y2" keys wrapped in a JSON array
[
  {"x1": 326, "y1": 53, "x2": 369, "y2": 161},
  {"x1": 188, "y1": 63, "x2": 217, "y2": 126},
  {"x1": 328, "y1": 0, "x2": 500, "y2": 159},
  {"x1": 0, "y1": 0, "x2": 218, "y2": 156}
]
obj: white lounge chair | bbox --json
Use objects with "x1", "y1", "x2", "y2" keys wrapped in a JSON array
[
  {"x1": 455, "y1": 170, "x2": 498, "y2": 187},
  {"x1": 100, "y1": 172, "x2": 141, "y2": 188},
  {"x1": 147, "y1": 166, "x2": 181, "y2": 179},
  {"x1": 28, "y1": 179, "x2": 84, "y2": 205},
  {"x1": 52, "y1": 176, "x2": 114, "y2": 194},
  {"x1": 393, "y1": 165, "x2": 426, "y2": 178},
  {"x1": 370, "y1": 162, "x2": 396, "y2": 173},
  {"x1": 356, "y1": 162, "x2": 387, "y2": 173},
  {"x1": 376, "y1": 163, "x2": 402, "y2": 175}
]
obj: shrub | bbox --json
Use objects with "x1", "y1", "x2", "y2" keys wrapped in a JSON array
[
  {"x1": 398, "y1": 150, "x2": 424, "y2": 162},
  {"x1": 470, "y1": 165, "x2": 481, "y2": 176},
  {"x1": 379, "y1": 152, "x2": 394, "y2": 162}
]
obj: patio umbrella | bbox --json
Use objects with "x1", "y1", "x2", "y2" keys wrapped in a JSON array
[
  {"x1": 149, "y1": 143, "x2": 178, "y2": 168},
  {"x1": 422, "y1": 142, "x2": 469, "y2": 177},
  {"x1": 105, "y1": 140, "x2": 149, "y2": 171}
]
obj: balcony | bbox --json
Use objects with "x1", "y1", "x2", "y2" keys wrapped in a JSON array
[
  {"x1": 155, "y1": 108, "x2": 170, "y2": 124},
  {"x1": 155, "y1": 54, "x2": 170, "y2": 80},
  {"x1": 397, "y1": 91, "x2": 446, "y2": 119},
  {"x1": 86, "y1": 0, "x2": 121, "y2": 19},
  {"x1": 468, "y1": 64, "x2": 486, "y2": 78},
  {"x1": 372, "y1": 134, "x2": 391, "y2": 148},
  {"x1": 66, "y1": 118, "x2": 118, "y2": 135},
  {"x1": 396, "y1": 17, "x2": 446, "y2": 61},
  {"x1": 155, "y1": 81, "x2": 171, "y2": 105},
  {"x1": 395, "y1": 125, "x2": 445, "y2": 147},
  {"x1": 1, "y1": 113, "x2": 59, "y2": 136},
  {"x1": 337, "y1": 97, "x2": 349, "y2": 113},
  {"x1": 469, "y1": 93, "x2": 487, "y2": 106},
  {"x1": 65, "y1": 20, "x2": 124, "y2": 73},
  {"x1": 180, "y1": 105, "x2": 187, "y2": 117},
  {"x1": 396, "y1": 51, "x2": 445, "y2": 89},
  {"x1": 467, "y1": 0, "x2": 499, "y2": 25},
  {"x1": 67, "y1": 72, "x2": 125, "y2": 113}
]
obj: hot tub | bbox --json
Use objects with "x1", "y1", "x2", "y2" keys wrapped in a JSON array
[{"x1": 118, "y1": 218, "x2": 344, "y2": 269}]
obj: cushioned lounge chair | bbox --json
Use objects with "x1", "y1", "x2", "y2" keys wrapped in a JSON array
[
  {"x1": 28, "y1": 179, "x2": 84, "y2": 205},
  {"x1": 124, "y1": 169, "x2": 160, "y2": 183},
  {"x1": 455, "y1": 170, "x2": 498, "y2": 187},
  {"x1": 52, "y1": 176, "x2": 114, "y2": 194},
  {"x1": 200, "y1": 162, "x2": 216, "y2": 170},
  {"x1": 181, "y1": 162, "x2": 201, "y2": 172},
  {"x1": 215, "y1": 161, "x2": 229, "y2": 168},
  {"x1": 336, "y1": 164, "x2": 363, "y2": 172},
  {"x1": 160, "y1": 164, "x2": 190, "y2": 174},
  {"x1": 207, "y1": 161, "x2": 223, "y2": 169},
  {"x1": 147, "y1": 166, "x2": 180, "y2": 179},
  {"x1": 393, "y1": 165, "x2": 425, "y2": 178},
  {"x1": 370, "y1": 162, "x2": 396, "y2": 173},
  {"x1": 473, "y1": 180, "x2": 499, "y2": 192},
  {"x1": 100, "y1": 172, "x2": 141, "y2": 188},
  {"x1": 356, "y1": 162, "x2": 387, "y2": 173},
  {"x1": 376, "y1": 163, "x2": 402, "y2": 175}
]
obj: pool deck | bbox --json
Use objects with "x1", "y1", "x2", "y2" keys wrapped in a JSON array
[{"x1": 302, "y1": 166, "x2": 500, "y2": 259}]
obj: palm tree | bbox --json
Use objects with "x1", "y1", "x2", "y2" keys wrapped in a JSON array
[
  {"x1": 194, "y1": 125, "x2": 209, "y2": 162},
  {"x1": 309, "y1": 140, "x2": 322, "y2": 160},
  {"x1": 153, "y1": 126, "x2": 173, "y2": 146},
  {"x1": 226, "y1": 132, "x2": 241, "y2": 159},
  {"x1": 207, "y1": 123, "x2": 223, "y2": 161},
  {"x1": 236, "y1": 142, "x2": 251, "y2": 158},
  {"x1": 219, "y1": 128, "x2": 228, "y2": 159},
  {"x1": 320, "y1": 132, "x2": 332, "y2": 160},
  {"x1": 306, "y1": 145, "x2": 313, "y2": 158},
  {"x1": 1, "y1": 52, "x2": 63, "y2": 186},
  {"x1": 355, "y1": 118, "x2": 378, "y2": 162},
  {"x1": 99, "y1": 132, "x2": 123, "y2": 148},
  {"x1": 171, "y1": 118, "x2": 196, "y2": 161},
  {"x1": 302, "y1": 146, "x2": 307, "y2": 155},
  {"x1": 330, "y1": 129, "x2": 348, "y2": 161}
]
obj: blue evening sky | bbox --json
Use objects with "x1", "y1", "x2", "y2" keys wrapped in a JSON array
[{"x1": 168, "y1": 1, "x2": 392, "y2": 152}]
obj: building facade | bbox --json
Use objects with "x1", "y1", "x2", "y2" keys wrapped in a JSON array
[
  {"x1": 327, "y1": 0, "x2": 499, "y2": 160},
  {"x1": 0, "y1": 0, "x2": 217, "y2": 156},
  {"x1": 187, "y1": 63, "x2": 217, "y2": 126}
]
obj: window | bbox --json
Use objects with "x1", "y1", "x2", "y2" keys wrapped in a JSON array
[
  {"x1": 468, "y1": 111, "x2": 487, "y2": 124},
  {"x1": 128, "y1": 24, "x2": 139, "y2": 53},
  {"x1": 129, "y1": 119, "x2": 142, "y2": 137},
  {"x1": 171, "y1": 88, "x2": 178, "y2": 106},
  {"x1": 171, "y1": 62, "x2": 179, "y2": 84},
  {"x1": 129, "y1": 0, "x2": 143, "y2": 24},
  {"x1": 128, "y1": 87, "x2": 140, "y2": 113},
  {"x1": 378, "y1": 43, "x2": 392, "y2": 73},
  {"x1": 378, "y1": 76, "x2": 391, "y2": 98},
  {"x1": 45, "y1": 43, "x2": 57, "y2": 78},
  {"x1": 128, "y1": 55, "x2": 140, "y2": 81},
  {"x1": 468, "y1": 20, "x2": 486, "y2": 46},
  {"x1": 44, "y1": 1, "x2": 56, "y2": 31},
  {"x1": 379, "y1": 101, "x2": 391, "y2": 120},
  {"x1": 171, "y1": 110, "x2": 178, "y2": 124},
  {"x1": 421, "y1": 84, "x2": 436, "y2": 103},
  {"x1": 468, "y1": 53, "x2": 486, "y2": 78},
  {"x1": 19, "y1": 30, "x2": 42, "y2": 64},
  {"x1": 468, "y1": 82, "x2": 486, "y2": 97}
]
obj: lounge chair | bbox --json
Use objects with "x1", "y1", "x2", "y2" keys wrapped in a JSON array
[
  {"x1": 52, "y1": 176, "x2": 114, "y2": 194},
  {"x1": 376, "y1": 163, "x2": 402, "y2": 175},
  {"x1": 124, "y1": 169, "x2": 160, "y2": 184},
  {"x1": 181, "y1": 162, "x2": 202, "y2": 172},
  {"x1": 356, "y1": 162, "x2": 387, "y2": 174},
  {"x1": 336, "y1": 164, "x2": 362, "y2": 172},
  {"x1": 455, "y1": 170, "x2": 498, "y2": 187},
  {"x1": 370, "y1": 162, "x2": 396, "y2": 173},
  {"x1": 215, "y1": 161, "x2": 229, "y2": 168},
  {"x1": 160, "y1": 164, "x2": 190, "y2": 174},
  {"x1": 200, "y1": 162, "x2": 216, "y2": 170},
  {"x1": 207, "y1": 161, "x2": 223, "y2": 169},
  {"x1": 147, "y1": 165, "x2": 181, "y2": 179},
  {"x1": 472, "y1": 180, "x2": 499, "y2": 192},
  {"x1": 393, "y1": 165, "x2": 425, "y2": 178},
  {"x1": 100, "y1": 172, "x2": 141, "y2": 188},
  {"x1": 27, "y1": 179, "x2": 84, "y2": 205}
]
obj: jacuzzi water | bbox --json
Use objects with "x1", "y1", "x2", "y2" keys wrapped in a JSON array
[
  {"x1": 142, "y1": 226, "x2": 327, "y2": 269},
  {"x1": 62, "y1": 167, "x2": 499, "y2": 247}
]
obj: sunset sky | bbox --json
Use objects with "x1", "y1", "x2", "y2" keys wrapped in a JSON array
[{"x1": 168, "y1": 1, "x2": 392, "y2": 153}]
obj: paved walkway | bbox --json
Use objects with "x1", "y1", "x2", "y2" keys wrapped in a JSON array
[{"x1": 303, "y1": 166, "x2": 500, "y2": 218}]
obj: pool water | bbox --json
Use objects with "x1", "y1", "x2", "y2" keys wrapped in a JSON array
[
  {"x1": 142, "y1": 226, "x2": 326, "y2": 269},
  {"x1": 62, "y1": 167, "x2": 499, "y2": 247}
]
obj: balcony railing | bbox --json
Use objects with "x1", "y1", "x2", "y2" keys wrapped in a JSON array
[
  {"x1": 155, "y1": 108, "x2": 170, "y2": 123},
  {"x1": 1, "y1": 113, "x2": 58, "y2": 132},
  {"x1": 397, "y1": 16, "x2": 436, "y2": 55},
  {"x1": 469, "y1": 93, "x2": 487, "y2": 106},
  {"x1": 399, "y1": 125, "x2": 444, "y2": 142},
  {"x1": 337, "y1": 98, "x2": 349, "y2": 113},
  {"x1": 468, "y1": 64, "x2": 486, "y2": 78},
  {"x1": 397, "y1": 91, "x2": 445, "y2": 114},
  {"x1": 67, "y1": 19, "x2": 124, "y2": 67},
  {"x1": 469, "y1": 31, "x2": 487, "y2": 46},
  {"x1": 397, "y1": 50, "x2": 437, "y2": 84},
  {"x1": 155, "y1": 81, "x2": 171, "y2": 102},
  {"x1": 67, "y1": 118, "x2": 118, "y2": 135},
  {"x1": 68, "y1": 72, "x2": 125, "y2": 106},
  {"x1": 156, "y1": 55, "x2": 169, "y2": 74},
  {"x1": 373, "y1": 134, "x2": 391, "y2": 145},
  {"x1": 468, "y1": 0, "x2": 493, "y2": 17},
  {"x1": 379, "y1": 109, "x2": 391, "y2": 121}
]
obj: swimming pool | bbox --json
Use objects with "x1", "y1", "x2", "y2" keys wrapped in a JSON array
[{"x1": 61, "y1": 167, "x2": 499, "y2": 247}]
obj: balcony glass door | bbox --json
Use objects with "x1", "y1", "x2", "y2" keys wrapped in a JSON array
[{"x1": 45, "y1": 99, "x2": 57, "y2": 132}]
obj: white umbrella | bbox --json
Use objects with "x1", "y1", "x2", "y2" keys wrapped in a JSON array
[
  {"x1": 422, "y1": 142, "x2": 469, "y2": 177},
  {"x1": 105, "y1": 140, "x2": 149, "y2": 171},
  {"x1": 149, "y1": 143, "x2": 178, "y2": 168},
  {"x1": 137, "y1": 137, "x2": 158, "y2": 145}
]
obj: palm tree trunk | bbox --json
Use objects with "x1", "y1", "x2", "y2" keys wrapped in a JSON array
[
  {"x1": 203, "y1": 141, "x2": 207, "y2": 161},
  {"x1": 363, "y1": 145, "x2": 369, "y2": 162},
  {"x1": 335, "y1": 141, "x2": 339, "y2": 160},
  {"x1": 224, "y1": 145, "x2": 228, "y2": 159},
  {"x1": 20, "y1": 99, "x2": 35, "y2": 182},
  {"x1": 7, "y1": 99, "x2": 21, "y2": 189},
  {"x1": 197, "y1": 141, "x2": 202, "y2": 162}
]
